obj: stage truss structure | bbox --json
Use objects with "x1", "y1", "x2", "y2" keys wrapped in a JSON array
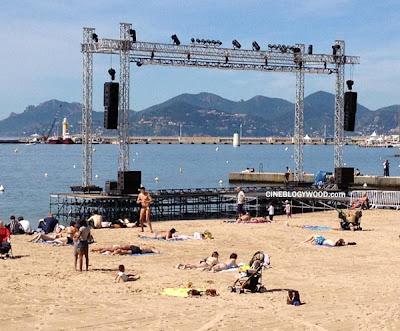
[{"x1": 81, "y1": 23, "x2": 359, "y2": 186}]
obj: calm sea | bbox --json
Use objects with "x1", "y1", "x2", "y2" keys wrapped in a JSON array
[{"x1": 0, "y1": 143, "x2": 398, "y2": 225}]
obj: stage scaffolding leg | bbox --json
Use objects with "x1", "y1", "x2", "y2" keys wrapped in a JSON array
[
  {"x1": 334, "y1": 40, "x2": 345, "y2": 168},
  {"x1": 82, "y1": 27, "x2": 95, "y2": 187},
  {"x1": 294, "y1": 44, "x2": 305, "y2": 182},
  {"x1": 118, "y1": 23, "x2": 132, "y2": 171}
]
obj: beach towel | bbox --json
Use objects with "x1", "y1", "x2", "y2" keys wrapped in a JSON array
[{"x1": 302, "y1": 225, "x2": 332, "y2": 231}]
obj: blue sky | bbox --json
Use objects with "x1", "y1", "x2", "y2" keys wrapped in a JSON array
[{"x1": 0, "y1": 0, "x2": 399, "y2": 119}]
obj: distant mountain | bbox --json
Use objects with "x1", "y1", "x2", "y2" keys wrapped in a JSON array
[{"x1": 0, "y1": 92, "x2": 399, "y2": 137}]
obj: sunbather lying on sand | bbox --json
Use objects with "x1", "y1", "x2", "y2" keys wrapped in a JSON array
[
  {"x1": 204, "y1": 253, "x2": 238, "y2": 272},
  {"x1": 138, "y1": 228, "x2": 176, "y2": 240},
  {"x1": 236, "y1": 213, "x2": 270, "y2": 223},
  {"x1": 302, "y1": 234, "x2": 356, "y2": 247},
  {"x1": 176, "y1": 251, "x2": 219, "y2": 270},
  {"x1": 92, "y1": 244, "x2": 159, "y2": 255},
  {"x1": 29, "y1": 226, "x2": 64, "y2": 243}
]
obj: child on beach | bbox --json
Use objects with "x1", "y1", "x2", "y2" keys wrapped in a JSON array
[
  {"x1": 284, "y1": 200, "x2": 291, "y2": 226},
  {"x1": 115, "y1": 265, "x2": 139, "y2": 282}
]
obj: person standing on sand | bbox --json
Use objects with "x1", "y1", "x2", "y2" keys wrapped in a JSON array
[
  {"x1": 76, "y1": 219, "x2": 91, "y2": 271},
  {"x1": 137, "y1": 186, "x2": 153, "y2": 233},
  {"x1": 236, "y1": 187, "x2": 246, "y2": 217},
  {"x1": 284, "y1": 200, "x2": 292, "y2": 226},
  {"x1": 267, "y1": 202, "x2": 274, "y2": 221},
  {"x1": 383, "y1": 160, "x2": 390, "y2": 176}
]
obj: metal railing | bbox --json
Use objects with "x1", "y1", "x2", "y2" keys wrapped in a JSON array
[{"x1": 350, "y1": 190, "x2": 400, "y2": 209}]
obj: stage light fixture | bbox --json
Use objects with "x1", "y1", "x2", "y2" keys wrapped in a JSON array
[
  {"x1": 346, "y1": 80, "x2": 354, "y2": 90},
  {"x1": 108, "y1": 68, "x2": 116, "y2": 81},
  {"x1": 191, "y1": 38, "x2": 195, "y2": 43},
  {"x1": 293, "y1": 47, "x2": 301, "y2": 53},
  {"x1": 171, "y1": 34, "x2": 180, "y2": 45},
  {"x1": 92, "y1": 33, "x2": 98, "y2": 42},
  {"x1": 136, "y1": 61, "x2": 143, "y2": 67},
  {"x1": 232, "y1": 39, "x2": 241, "y2": 49},
  {"x1": 267, "y1": 44, "x2": 272, "y2": 48},
  {"x1": 129, "y1": 29, "x2": 136, "y2": 42},
  {"x1": 196, "y1": 38, "x2": 200, "y2": 43},
  {"x1": 332, "y1": 44, "x2": 340, "y2": 55},
  {"x1": 252, "y1": 41, "x2": 260, "y2": 51},
  {"x1": 216, "y1": 40, "x2": 222, "y2": 45}
]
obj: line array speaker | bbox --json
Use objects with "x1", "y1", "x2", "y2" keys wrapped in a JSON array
[
  {"x1": 344, "y1": 91, "x2": 357, "y2": 131},
  {"x1": 117, "y1": 171, "x2": 141, "y2": 194},
  {"x1": 104, "y1": 82, "x2": 119, "y2": 129}
]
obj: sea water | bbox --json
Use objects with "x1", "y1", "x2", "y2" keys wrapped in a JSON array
[{"x1": 0, "y1": 143, "x2": 398, "y2": 225}]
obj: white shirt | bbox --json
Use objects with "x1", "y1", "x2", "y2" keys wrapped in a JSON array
[
  {"x1": 19, "y1": 220, "x2": 32, "y2": 233},
  {"x1": 117, "y1": 271, "x2": 129, "y2": 282},
  {"x1": 285, "y1": 203, "x2": 291, "y2": 214},
  {"x1": 237, "y1": 191, "x2": 245, "y2": 204},
  {"x1": 268, "y1": 205, "x2": 274, "y2": 216}
]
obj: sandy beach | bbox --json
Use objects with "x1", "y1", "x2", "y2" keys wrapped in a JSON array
[{"x1": 1, "y1": 209, "x2": 400, "y2": 330}]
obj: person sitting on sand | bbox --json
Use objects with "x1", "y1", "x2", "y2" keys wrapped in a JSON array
[
  {"x1": 115, "y1": 264, "x2": 139, "y2": 282},
  {"x1": 302, "y1": 234, "x2": 356, "y2": 247},
  {"x1": 206, "y1": 253, "x2": 238, "y2": 272},
  {"x1": 176, "y1": 251, "x2": 219, "y2": 270},
  {"x1": 138, "y1": 228, "x2": 177, "y2": 240},
  {"x1": 92, "y1": 244, "x2": 159, "y2": 255}
]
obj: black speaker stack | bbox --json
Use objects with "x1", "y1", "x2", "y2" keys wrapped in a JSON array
[
  {"x1": 104, "y1": 82, "x2": 119, "y2": 129},
  {"x1": 105, "y1": 171, "x2": 141, "y2": 195},
  {"x1": 334, "y1": 167, "x2": 354, "y2": 190},
  {"x1": 344, "y1": 91, "x2": 357, "y2": 131}
]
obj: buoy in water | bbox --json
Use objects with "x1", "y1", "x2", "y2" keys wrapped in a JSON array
[
  {"x1": 179, "y1": 167, "x2": 183, "y2": 174},
  {"x1": 0, "y1": 185, "x2": 4, "y2": 192},
  {"x1": 44, "y1": 173, "x2": 48, "y2": 177},
  {"x1": 154, "y1": 176, "x2": 159, "y2": 182},
  {"x1": 284, "y1": 147, "x2": 289, "y2": 151},
  {"x1": 363, "y1": 183, "x2": 368, "y2": 187},
  {"x1": 218, "y1": 179, "x2": 223, "y2": 185},
  {"x1": 226, "y1": 160, "x2": 229, "y2": 164},
  {"x1": 215, "y1": 147, "x2": 219, "y2": 151},
  {"x1": 92, "y1": 148, "x2": 96, "y2": 152},
  {"x1": 14, "y1": 148, "x2": 18, "y2": 153},
  {"x1": 73, "y1": 164, "x2": 76, "y2": 169},
  {"x1": 95, "y1": 174, "x2": 99, "y2": 179}
]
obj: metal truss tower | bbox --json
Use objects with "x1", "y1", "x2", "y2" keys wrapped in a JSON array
[
  {"x1": 81, "y1": 27, "x2": 94, "y2": 187},
  {"x1": 294, "y1": 44, "x2": 305, "y2": 182},
  {"x1": 334, "y1": 40, "x2": 345, "y2": 168},
  {"x1": 81, "y1": 24, "x2": 359, "y2": 186},
  {"x1": 118, "y1": 23, "x2": 131, "y2": 171}
]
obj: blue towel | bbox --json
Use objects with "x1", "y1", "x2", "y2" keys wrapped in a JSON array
[{"x1": 302, "y1": 225, "x2": 332, "y2": 231}]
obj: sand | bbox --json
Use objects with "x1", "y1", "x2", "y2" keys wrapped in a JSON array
[{"x1": 1, "y1": 209, "x2": 400, "y2": 330}]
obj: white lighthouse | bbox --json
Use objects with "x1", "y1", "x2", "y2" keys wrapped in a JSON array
[{"x1": 62, "y1": 117, "x2": 70, "y2": 139}]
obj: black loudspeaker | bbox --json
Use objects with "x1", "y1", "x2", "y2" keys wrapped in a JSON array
[
  {"x1": 105, "y1": 180, "x2": 118, "y2": 194},
  {"x1": 117, "y1": 171, "x2": 141, "y2": 194},
  {"x1": 104, "y1": 82, "x2": 119, "y2": 129},
  {"x1": 344, "y1": 91, "x2": 357, "y2": 131},
  {"x1": 335, "y1": 167, "x2": 354, "y2": 189}
]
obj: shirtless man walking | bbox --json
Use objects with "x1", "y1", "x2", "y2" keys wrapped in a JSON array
[{"x1": 137, "y1": 186, "x2": 153, "y2": 232}]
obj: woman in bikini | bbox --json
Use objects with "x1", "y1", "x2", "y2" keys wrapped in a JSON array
[
  {"x1": 176, "y1": 251, "x2": 219, "y2": 270},
  {"x1": 92, "y1": 244, "x2": 159, "y2": 255},
  {"x1": 138, "y1": 228, "x2": 176, "y2": 240},
  {"x1": 302, "y1": 234, "x2": 356, "y2": 247}
]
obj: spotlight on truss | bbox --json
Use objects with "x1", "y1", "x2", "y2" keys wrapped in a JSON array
[
  {"x1": 191, "y1": 38, "x2": 195, "y2": 43},
  {"x1": 129, "y1": 29, "x2": 136, "y2": 42},
  {"x1": 332, "y1": 44, "x2": 340, "y2": 55},
  {"x1": 252, "y1": 41, "x2": 260, "y2": 51},
  {"x1": 232, "y1": 39, "x2": 241, "y2": 49},
  {"x1": 92, "y1": 33, "x2": 98, "y2": 42},
  {"x1": 108, "y1": 68, "x2": 116, "y2": 81},
  {"x1": 136, "y1": 61, "x2": 143, "y2": 67},
  {"x1": 171, "y1": 34, "x2": 180, "y2": 45}
]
